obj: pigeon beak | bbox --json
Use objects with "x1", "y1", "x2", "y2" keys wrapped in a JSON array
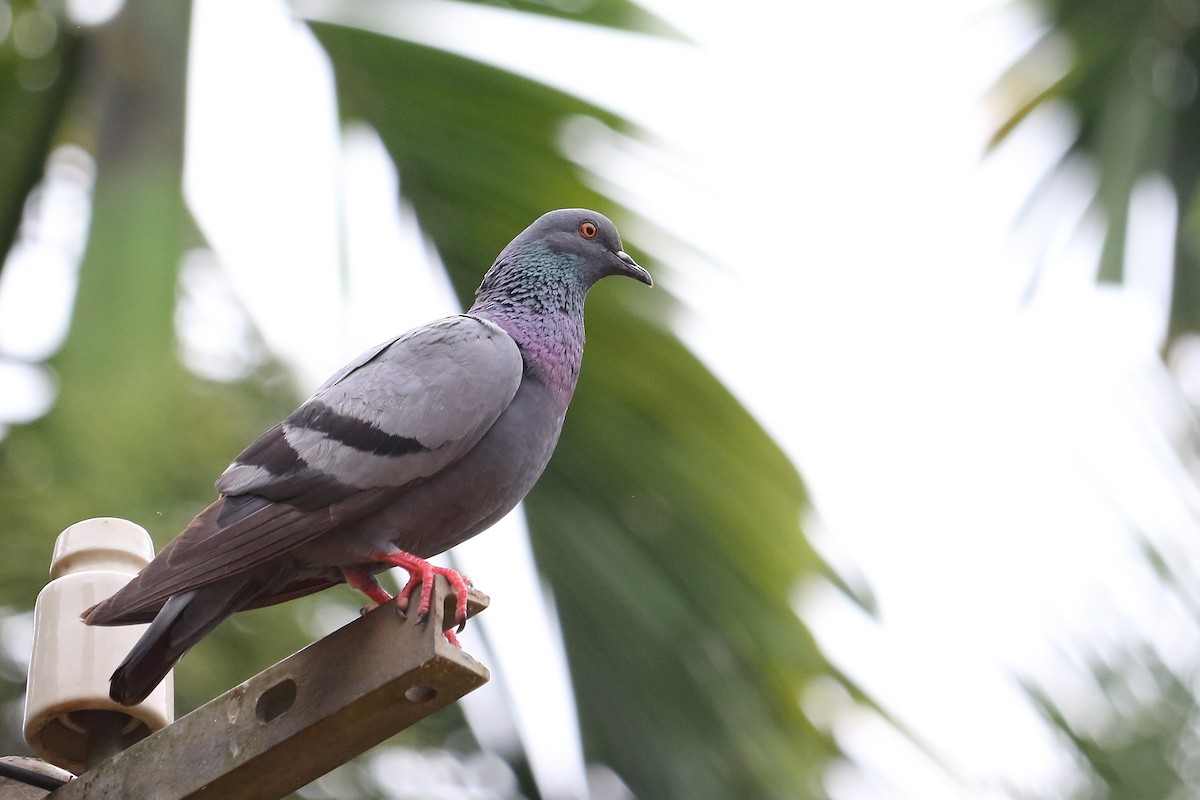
[{"x1": 614, "y1": 250, "x2": 653, "y2": 286}]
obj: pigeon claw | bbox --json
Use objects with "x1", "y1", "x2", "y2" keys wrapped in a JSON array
[{"x1": 375, "y1": 551, "x2": 470, "y2": 642}]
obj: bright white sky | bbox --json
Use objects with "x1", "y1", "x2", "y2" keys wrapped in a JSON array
[{"x1": 5, "y1": 0, "x2": 1200, "y2": 798}]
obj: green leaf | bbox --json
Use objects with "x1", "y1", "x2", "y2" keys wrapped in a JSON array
[
  {"x1": 438, "y1": 0, "x2": 686, "y2": 39},
  {"x1": 312, "y1": 20, "x2": 839, "y2": 797},
  {"x1": 310, "y1": 21, "x2": 631, "y2": 300},
  {"x1": 0, "y1": 1, "x2": 83, "y2": 269},
  {"x1": 989, "y1": 0, "x2": 1200, "y2": 341},
  {"x1": 530, "y1": 300, "x2": 836, "y2": 798},
  {"x1": 1022, "y1": 643, "x2": 1200, "y2": 800}
]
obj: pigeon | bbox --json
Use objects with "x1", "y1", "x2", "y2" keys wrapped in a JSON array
[{"x1": 83, "y1": 208, "x2": 652, "y2": 706}]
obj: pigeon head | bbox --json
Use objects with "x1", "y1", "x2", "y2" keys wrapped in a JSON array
[{"x1": 475, "y1": 209, "x2": 652, "y2": 301}]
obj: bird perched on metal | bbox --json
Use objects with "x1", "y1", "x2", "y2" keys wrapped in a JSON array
[{"x1": 84, "y1": 209, "x2": 652, "y2": 706}]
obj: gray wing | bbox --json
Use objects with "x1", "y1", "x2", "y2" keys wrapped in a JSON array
[
  {"x1": 219, "y1": 314, "x2": 524, "y2": 503},
  {"x1": 87, "y1": 314, "x2": 523, "y2": 622}
]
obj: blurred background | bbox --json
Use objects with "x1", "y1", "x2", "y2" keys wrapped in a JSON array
[{"x1": 2, "y1": 0, "x2": 1200, "y2": 797}]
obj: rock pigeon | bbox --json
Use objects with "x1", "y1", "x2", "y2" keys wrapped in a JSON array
[{"x1": 84, "y1": 209, "x2": 652, "y2": 706}]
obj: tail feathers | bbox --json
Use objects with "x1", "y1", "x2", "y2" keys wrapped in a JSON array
[
  {"x1": 109, "y1": 575, "x2": 257, "y2": 706},
  {"x1": 82, "y1": 500, "x2": 228, "y2": 628},
  {"x1": 108, "y1": 591, "x2": 196, "y2": 705},
  {"x1": 83, "y1": 598, "x2": 160, "y2": 627}
]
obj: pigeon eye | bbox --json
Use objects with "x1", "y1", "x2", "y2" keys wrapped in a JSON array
[{"x1": 580, "y1": 221, "x2": 598, "y2": 239}]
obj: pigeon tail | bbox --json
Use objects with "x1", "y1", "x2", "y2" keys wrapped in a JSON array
[{"x1": 109, "y1": 574, "x2": 259, "y2": 705}]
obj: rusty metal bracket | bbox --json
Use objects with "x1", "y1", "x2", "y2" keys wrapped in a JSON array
[{"x1": 50, "y1": 577, "x2": 489, "y2": 800}]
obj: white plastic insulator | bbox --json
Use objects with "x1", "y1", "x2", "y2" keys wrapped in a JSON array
[{"x1": 23, "y1": 518, "x2": 174, "y2": 774}]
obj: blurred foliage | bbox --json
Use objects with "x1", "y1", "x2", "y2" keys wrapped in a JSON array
[
  {"x1": 0, "y1": 0, "x2": 310, "y2": 753},
  {"x1": 535, "y1": 302, "x2": 834, "y2": 797},
  {"x1": 1022, "y1": 645, "x2": 1200, "y2": 799},
  {"x1": 0, "y1": 0, "x2": 82, "y2": 264},
  {"x1": 990, "y1": 0, "x2": 1200, "y2": 341},
  {"x1": 314, "y1": 20, "x2": 838, "y2": 794},
  {"x1": 1017, "y1": 534, "x2": 1200, "y2": 800},
  {"x1": 995, "y1": 3, "x2": 1200, "y2": 797},
  {"x1": 0, "y1": 0, "x2": 841, "y2": 798},
  {"x1": 451, "y1": 0, "x2": 685, "y2": 38}
]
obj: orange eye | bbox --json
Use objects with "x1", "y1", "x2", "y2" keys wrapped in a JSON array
[{"x1": 580, "y1": 221, "x2": 598, "y2": 239}]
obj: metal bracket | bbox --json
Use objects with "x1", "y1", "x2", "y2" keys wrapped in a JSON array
[{"x1": 50, "y1": 577, "x2": 489, "y2": 799}]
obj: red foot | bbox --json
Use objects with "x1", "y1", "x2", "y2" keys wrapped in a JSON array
[
  {"x1": 388, "y1": 552, "x2": 471, "y2": 630},
  {"x1": 342, "y1": 566, "x2": 393, "y2": 611},
  {"x1": 343, "y1": 553, "x2": 470, "y2": 644}
]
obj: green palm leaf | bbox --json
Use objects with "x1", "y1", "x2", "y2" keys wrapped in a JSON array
[
  {"x1": 990, "y1": 0, "x2": 1200, "y2": 340},
  {"x1": 311, "y1": 20, "x2": 838, "y2": 797}
]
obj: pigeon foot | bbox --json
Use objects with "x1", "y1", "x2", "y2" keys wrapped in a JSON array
[
  {"x1": 342, "y1": 565, "x2": 395, "y2": 614},
  {"x1": 370, "y1": 552, "x2": 471, "y2": 642}
]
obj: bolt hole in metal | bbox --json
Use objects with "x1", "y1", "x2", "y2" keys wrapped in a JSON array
[
  {"x1": 404, "y1": 685, "x2": 437, "y2": 704},
  {"x1": 256, "y1": 678, "x2": 297, "y2": 723}
]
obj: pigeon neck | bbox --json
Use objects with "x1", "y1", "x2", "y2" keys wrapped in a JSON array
[{"x1": 469, "y1": 296, "x2": 586, "y2": 408}]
